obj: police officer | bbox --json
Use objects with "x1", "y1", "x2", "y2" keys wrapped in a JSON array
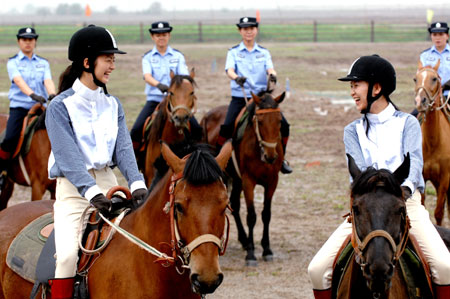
[
  {"x1": 130, "y1": 21, "x2": 202, "y2": 153},
  {"x1": 0, "y1": 27, "x2": 56, "y2": 190},
  {"x1": 46, "y1": 25, "x2": 147, "y2": 298},
  {"x1": 419, "y1": 22, "x2": 450, "y2": 98},
  {"x1": 217, "y1": 17, "x2": 292, "y2": 174}
]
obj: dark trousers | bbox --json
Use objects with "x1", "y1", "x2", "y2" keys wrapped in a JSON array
[
  {"x1": 220, "y1": 96, "x2": 290, "y2": 139},
  {"x1": 1, "y1": 107, "x2": 29, "y2": 152}
]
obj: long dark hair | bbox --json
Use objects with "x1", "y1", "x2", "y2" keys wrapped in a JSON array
[{"x1": 58, "y1": 60, "x2": 84, "y2": 94}]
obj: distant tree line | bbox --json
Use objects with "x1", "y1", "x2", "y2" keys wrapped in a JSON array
[{"x1": 10, "y1": 2, "x2": 163, "y2": 15}]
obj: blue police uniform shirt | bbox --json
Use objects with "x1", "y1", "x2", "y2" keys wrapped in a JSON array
[
  {"x1": 225, "y1": 41, "x2": 274, "y2": 98},
  {"x1": 7, "y1": 51, "x2": 52, "y2": 109},
  {"x1": 420, "y1": 44, "x2": 450, "y2": 96},
  {"x1": 142, "y1": 46, "x2": 189, "y2": 103}
]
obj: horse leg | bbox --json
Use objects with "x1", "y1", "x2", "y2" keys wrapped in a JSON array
[
  {"x1": 30, "y1": 181, "x2": 46, "y2": 201},
  {"x1": 242, "y1": 177, "x2": 257, "y2": 266},
  {"x1": 261, "y1": 184, "x2": 277, "y2": 261},
  {"x1": 435, "y1": 184, "x2": 447, "y2": 226},
  {"x1": 230, "y1": 179, "x2": 248, "y2": 249},
  {"x1": 0, "y1": 179, "x2": 14, "y2": 210}
]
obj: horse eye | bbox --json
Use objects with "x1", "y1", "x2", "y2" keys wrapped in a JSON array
[
  {"x1": 432, "y1": 78, "x2": 437, "y2": 82},
  {"x1": 352, "y1": 205, "x2": 359, "y2": 216},
  {"x1": 413, "y1": 78, "x2": 417, "y2": 83},
  {"x1": 396, "y1": 206, "x2": 405, "y2": 215},
  {"x1": 175, "y1": 202, "x2": 183, "y2": 214}
]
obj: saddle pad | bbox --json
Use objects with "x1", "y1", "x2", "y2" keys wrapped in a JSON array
[
  {"x1": 332, "y1": 240, "x2": 433, "y2": 298},
  {"x1": 235, "y1": 110, "x2": 249, "y2": 142},
  {"x1": 6, "y1": 213, "x2": 53, "y2": 283}
]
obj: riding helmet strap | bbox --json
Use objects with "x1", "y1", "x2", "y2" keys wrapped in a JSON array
[{"x1": 86, "y1": 56, "x2": 108, "y2": 94}]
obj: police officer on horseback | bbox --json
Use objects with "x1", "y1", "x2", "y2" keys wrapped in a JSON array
[
  {"x1": 217, "y1": 17, "x2": 292, "y2": 174},
  {"x1": 0, "y1": 27, "x2": 56, "y2": 191}
]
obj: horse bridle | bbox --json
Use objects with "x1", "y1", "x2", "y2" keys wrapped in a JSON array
[
  {"x1": 165, "y1": 172, "x2": 231, "y2": 274},
  {"x1": 349, "y1": 200, "x2": 410, "y2": 269},
  {"x1": 165, "y1": 91, "x2": 197, "y2": 130},
  {"x1": 253, "y1": 107, "x2": 281, "y2": 152},
  {"x1": 415, "y1": 68, "x2": 447, "y2": 114}
]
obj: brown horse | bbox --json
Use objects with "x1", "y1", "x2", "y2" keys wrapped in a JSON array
[
  {"x1": 201, "y1": 91, "x2": 285, "y2": 266},
  {"x1": 414, "y1": 60, "x2": 450, "y2": 225},
  {"x1": 0, "y1": 105, "x2": 55, "y2": 210},
  {"x1": 336, "y1": 154, "x2": 413, "y2": 298},
  {"x1": 142, "y1": 70, "x2": 198, "y2": 187},
  {"x1": 0, "y1": 141, "x2": 232, "y2": 298}
]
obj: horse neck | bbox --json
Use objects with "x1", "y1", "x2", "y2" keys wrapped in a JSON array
[{"x1": 422, "y1": 105, "x2": 448, "y2": 146}]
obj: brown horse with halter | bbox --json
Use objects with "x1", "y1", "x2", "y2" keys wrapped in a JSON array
[
  {"x1": 414, "y1": 60, "x2": 450, "y2": 225},
  {"x1": 201, "y1": 90, "x2": 285, "y2": 266},
  {"x1": 141, "y1": 70, "x2": 199, "y2": 187},
  {"x1": 0, "y1": 141, "x2": 232, "y2": 298},
  {"x1": 335, "y1": 153, "x2": 423, "y2": 298},
  {"x1": 0, "y1": 104, "x2": 55, "y2": 210}
]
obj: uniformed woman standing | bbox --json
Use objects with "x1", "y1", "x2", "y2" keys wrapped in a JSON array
[
  {"x1": 0, "y1": 27, "x2": 56, "y2": 190},
  {"x1": 217, "y1": 17, "x2": 292, "y2": 174},
  {"x1": 45, "y1": 25, "x2": 147, "y2": 298},
  {"x1": 130, "y1": 21, "x2": 202, "y2": 154}
]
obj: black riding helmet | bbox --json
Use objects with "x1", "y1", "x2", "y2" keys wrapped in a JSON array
[
  {"x1": 339, "y1": 55, "x2": 396, "y2": 114},
  {"x1": 68, "y1": 25, "x2": 126, "y2": 93}
]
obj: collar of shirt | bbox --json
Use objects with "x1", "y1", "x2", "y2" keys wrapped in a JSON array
[
  {"x1": 72, "y1": 78, "x2": 104, "y2": 102},
  {"x1": 431, "y1": 44, "x2": 450, "y2": 54},
  {"x1": 366, "y1": 103, "x2": 395, "y2": 124},
  {"x1": 151, "y1": 45, "x2": 174, "y2": 57},
  {"x1": 17, "y1": 51, "x2": 37, "y2": 61},
  {"x1": 238, "y1": 41, "x2": 261, "y2": 53}
]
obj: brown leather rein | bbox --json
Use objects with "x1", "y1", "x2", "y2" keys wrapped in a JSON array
[{"x1": 162, "y1": 172, "x2": 231, "y2": 274}]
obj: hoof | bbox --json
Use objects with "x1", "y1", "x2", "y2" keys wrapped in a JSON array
[
  {"x1": 262, "y1": 254, "x2": 273, "y2": 262},
  {"x1": 245, "y1": 259, "x2": 258, "y2": 267}
]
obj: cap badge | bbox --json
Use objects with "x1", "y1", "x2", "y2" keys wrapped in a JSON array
[
  {"x1": 243, "y1": 17, "x2": 248, "y2": 23},
  {"x1": 26, "y1": 28, "x2": 32, "y2": 33},
  {"x1": 436, "y1": 23, "x2": 441, "y2": 28},
  {"x1": 158, "y1": 23, "x2": 164, "y2": 28}
]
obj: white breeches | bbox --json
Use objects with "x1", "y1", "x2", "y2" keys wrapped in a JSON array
[
  {"x1": 308, "y1": 190, "x2": 450, "y2": 290},
  {"x1": 53, "y1": 167, "x2": 118, "y2": 278}
]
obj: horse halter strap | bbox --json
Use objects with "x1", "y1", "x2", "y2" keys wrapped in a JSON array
[
  {"x1": 166, "y1": 93, "x2": 197, "y2": 126},
  {"x1": 350, "y1": 209, "x2": 410, "y2": 266},
  {"x1": 253, "y1": 108, "x2": 281, "y2": 149},
  {"x1": 415, "y1": 68, "x2": 445, "y2": 113},
  {"x1": 168, "y1": 172, "x2": 230, "y2": 272}
]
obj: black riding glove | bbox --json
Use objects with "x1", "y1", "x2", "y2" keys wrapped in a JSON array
[
  {"x1": 235, "y1": 76, "x2": 247, "y2": 87},
  {"x1": 130, "y1": 188, "x2": 147, "y2": 209},
  {"x1": 269, "y1": 73, "x2": 277, "y2": 84},
  {"x1": 47, "y1": 94, "x2": 56, "y2": 102},
  {"x1": 401, "y1": 186, "x2": 412, "y2": 200},
  {"x1": 156, "y1": 83, "x2": 169, "y2": 93},
  {"x1": 30, "y1": 93, "x2": 46, "y2": 104},
  {"x1": 90, "y1": 194, "x2": 112, "y2": 217}
]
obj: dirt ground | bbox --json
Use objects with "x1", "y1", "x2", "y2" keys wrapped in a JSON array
[{"x1": 1, "y1": 42, "x2": 449, "y2": 299}]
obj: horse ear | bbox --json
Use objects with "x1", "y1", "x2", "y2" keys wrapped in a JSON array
[
  {"x1": 251, "y1": 92, "x2": 261, "y2": 105},
  {"x1": 434, "y1": 60, "x2": 440, "y2": 71},
  {"x1": 347, "y1": 154, "x2": 361, "y2": 180},
  {"x1": 215, "y1": 140, "x2": 232, "y2": 170},
  {"x1": 190, "y1": 67, "x2": 195, "y2": 78},
  {"x1": 170, "y1": 70, "x2": 175, "y2": 79},
  {"x1": 274, "y1": 92, "x2": 286, "y2": 104},
  {"x1": 160, "y1": 141, "x2": 185, "y2": 174},
  {"x1": 417, "y1": 59, "x2": 423, "y2": 70},
  {"x1": 393, "y1": 153, "x2": 410, "y2": 184}
]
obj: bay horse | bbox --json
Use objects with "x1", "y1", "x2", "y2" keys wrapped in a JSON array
[
  {"x1": 142, "y1": 70, "x2": 199, "y2": 187},
  {"x1": 337, "y1": 154, "x2": 413, "y2": 298},
  {"x1": 414, "y1": 60, "x2": 450, "y2": 225},
  {"x1": 0, "y1": 141, "x2": 232, "y2": 298},
  {"x1": 201, "y1": 91, "x2": 285, "y2": 266},
  {"x1": 0, "y1": 105, "x2": 55, "y2": 210}
]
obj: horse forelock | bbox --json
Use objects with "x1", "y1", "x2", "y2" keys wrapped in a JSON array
[
  {"x1": 248, "y1": 94, "x2": 278, "y2": 119},
  {"x1": 169, "y1": 75, "x2": 196, "y2": 89},
  {"x1": 351, "y1": 167, "x2": 403, "y2": 199},
  {"x1": 183, "y1": 144, "x2": 223, "y2": 185}
]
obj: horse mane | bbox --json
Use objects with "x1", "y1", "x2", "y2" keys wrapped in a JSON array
[
  {"x1": 169, "y1": 74, "x2": 196, "y2": 89},
  {"x1": 350, "y1": 167, "x2": 403, "y2": 199},
  {"x1": 34, "y1": 110, "x2": 46, "y2": 131},
  {"x1": 183, "y1": 143, "x2": 223, "y2": 185}
]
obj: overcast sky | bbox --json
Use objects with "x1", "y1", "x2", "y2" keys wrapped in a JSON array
[{"x1": 2, "y1": 0, "x2": 449, "y2": 13}]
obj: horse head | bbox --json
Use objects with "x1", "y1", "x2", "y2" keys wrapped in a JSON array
[
  {"x1": 161, "y1": 141, "x2": 232, "y2": 295},
  {"x1": 347, "y1": 153, "x2": 410, "y2": 296},
  {"x1": 166, "y1": 69, "x2": 197, "y2": 129},
  {"x1": 250, "y1": 91, "x2": 285, "y2": 164},
  {"x1": 415, "y1": 60, "x2": 442, "y2": 113}
]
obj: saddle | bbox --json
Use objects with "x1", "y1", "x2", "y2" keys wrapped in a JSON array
[
  {"x1": 331, "y1": 234, "x2": 433, "y2": 298},
  {"x1": 138, "y1": 103, "x2": 162, "y2": 153}
]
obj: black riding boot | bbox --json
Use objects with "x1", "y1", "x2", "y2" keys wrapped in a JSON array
[
  {"x1": 216, "y1": 125, "x2": 233, "y2": 154},
  {"x1": 280, "y1": 137, "x2": 292, "y2": 174},
  {"x1": 0, "y1": 148, "x2": 11, "y2": 191}
]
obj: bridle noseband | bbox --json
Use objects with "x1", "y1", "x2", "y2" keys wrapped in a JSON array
[
  {"x1": 165, "y1": 89, "x2": 197, "y2": 131},
  {"x1": 415, "y1": 68, "x2": 448, "y2": 115},
  {"x1": 165, "y1": 172, "x2": 230, "y2": 274}
]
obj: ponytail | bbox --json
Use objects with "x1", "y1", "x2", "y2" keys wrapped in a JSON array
[{"x1": 58, "y1": 60, "x2": 84, "y2": 94}]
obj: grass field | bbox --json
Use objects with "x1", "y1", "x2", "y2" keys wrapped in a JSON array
[
  {"x1": 0, "y1": 22, "x2": 429, "y2": 46},
  {"x1": 1, "y1": 42, "x2": 448, "y2": 298}
]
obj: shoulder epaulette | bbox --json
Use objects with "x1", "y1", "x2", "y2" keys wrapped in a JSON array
[
  {"x1": 258, "y1": 44, "x2": 267, "y2": 49},
  {"x1": 229, "y1": 44, "x2": 240, "y2": 50},
  {"x1": 421, "y1": 47, "x2": 432, "y2": 54},
  {"x1": 8, "y1": 54, "x2": 18, "y2": 60},
  {"x1": 35, "y1": 55, "x2": 48, "y2": 61},
  {"x1": 142, "y1": 49, "x2": 153, "y2": 57},
  {"x1": 172, "y1": 48, "x2": 182, "y2": 54}
]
